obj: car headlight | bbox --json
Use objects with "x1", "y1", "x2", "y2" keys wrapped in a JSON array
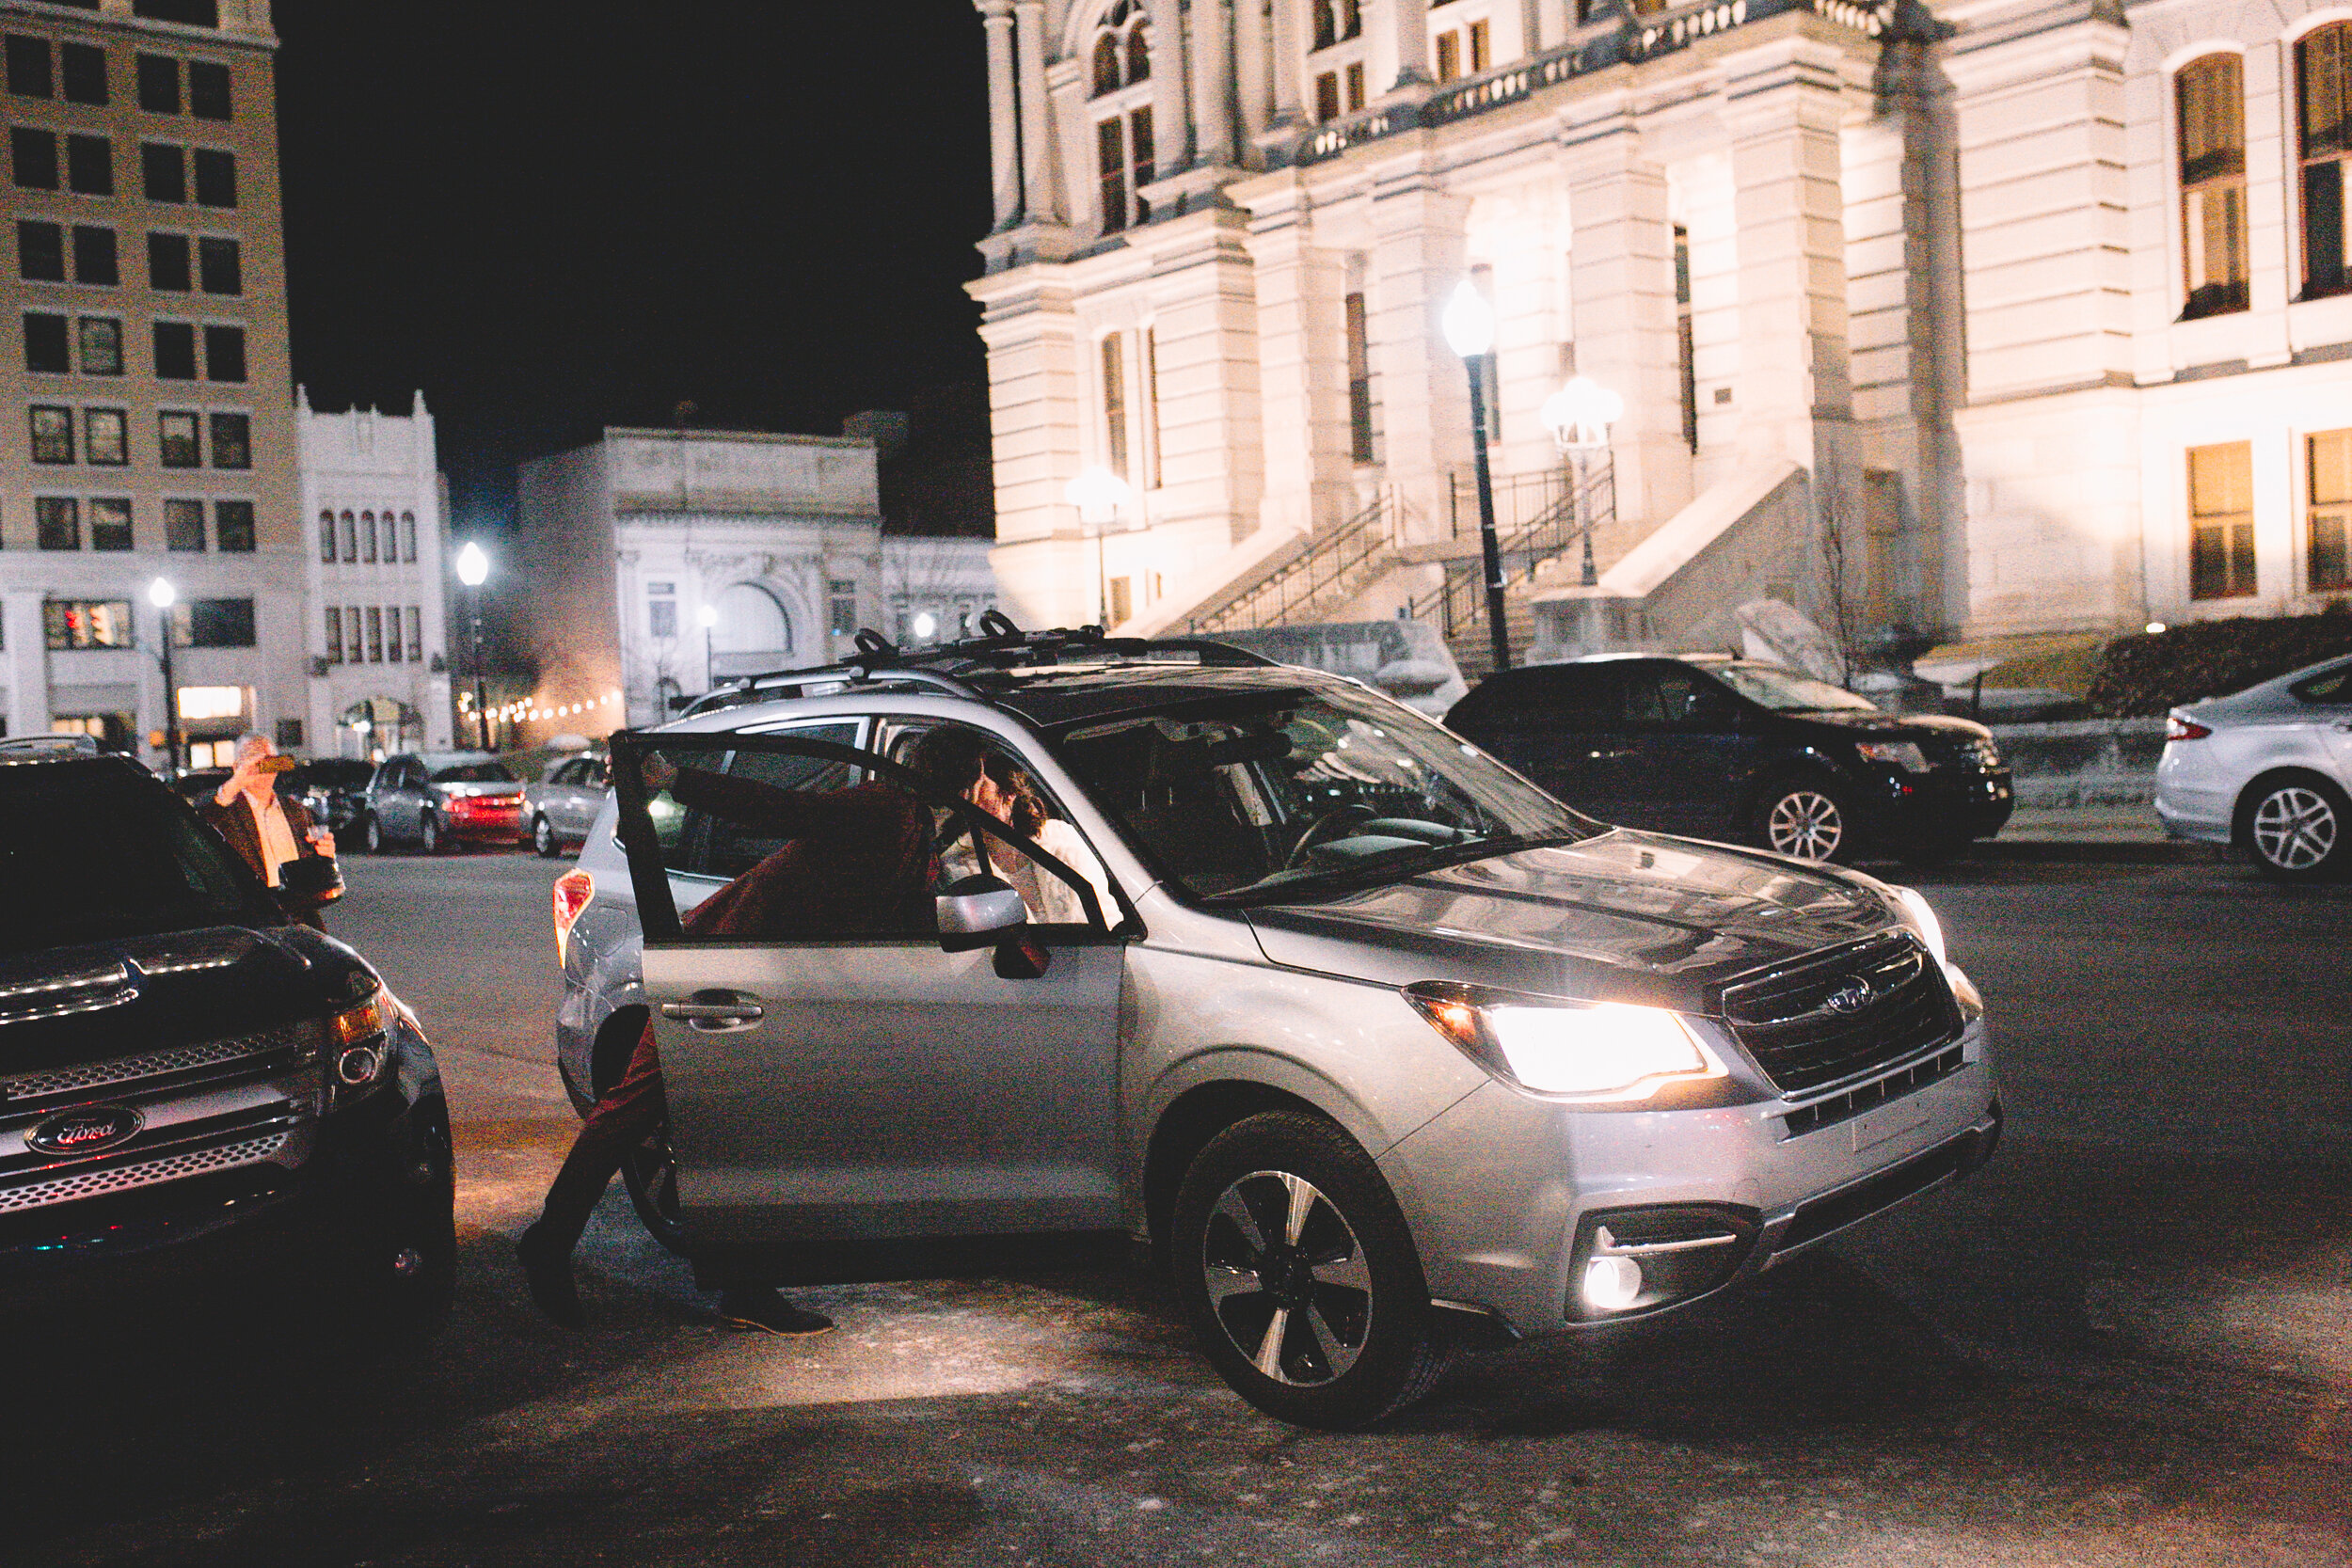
[
  {"x1": 1405, "y1": 982, "x2": 1727, "y2": 1101},
  {"x1": 326, "y1": 989, "x2": 391, "y2": 1107},
  {"x1": 1887, "y1": 884, "x2": 1947, "y2": 970},
  {"x1": 1854, "y1": 740, "x2": 1931, "y2": 772}
]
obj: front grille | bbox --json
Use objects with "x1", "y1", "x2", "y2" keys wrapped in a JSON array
[
  {"x1": 0, "y1": 1126, "x2": 293, "y2": 1215},
  {"x1": 1779, "y1": 1045, "x2": 1965, "y2": 1138},
  {"x1": 1720, "y1": 932, "x2": 1963, "y2": 1097},
  {"x1": 0, "y1": 1022, "x2": 311, "y2": 1112}
]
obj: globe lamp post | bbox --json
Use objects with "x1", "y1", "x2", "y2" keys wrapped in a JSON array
[
  {"x1": 1539, "y1": 375, "x2": 1624, "y2": 589},
  {"x1": 1442, "y1": 279, "x2": 1511, "y2": 673},
  {"x1": 1064, "y1": 466, "x2": 1136, "y2": 630},
  {"x1": 454, "y1": 541, "x2": 492, "y2": 750}
]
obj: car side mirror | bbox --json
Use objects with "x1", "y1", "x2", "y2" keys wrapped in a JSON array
[{"x1": 937, "y1": 873, "x2": 1028, "y2": 953}]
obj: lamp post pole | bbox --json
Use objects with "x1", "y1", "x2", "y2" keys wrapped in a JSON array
[
  {"x1": 454, "y1": 542, "x2": 491, "y2": 750},
  {"x1": 697, "y1": 602, "x2": 718, "y2": 691},
  {"x1": 1443, "y1": 280, "x2": 1511, "y2": 673},
  {"x1": 1063, "y1": 467, "x2": 1135, "y2": 631},
  {"x1": 149, "y1": 578, "x2": 180, "y2": 772}
]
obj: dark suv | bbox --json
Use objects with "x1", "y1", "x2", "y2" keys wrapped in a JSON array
[
  {"x1": 0, "y1": 751, "x2": 455, "y2": 1334},
  {"x1": 1448, "y1": 655, "x2": 2012, "y2": 863}
]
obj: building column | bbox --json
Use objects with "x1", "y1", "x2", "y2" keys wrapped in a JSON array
[
  {"x1": 977, "y1": 0, "x2": 1022, "y2": 230},
  {"x1": 969, "y1": 272, "x2": 1089, "y2": 626},
  {"x1": 1013, "y1": 0, "x2": 1059, "y2": 223},
  {"x1": 1248, "y1": 188, "x2": 1354, "y2": 540},
  {"x1": 1147, "y1": 209, "x2": 1265, "y2": 545},
  {"x1": 1190, "y1": 0, "x2": 1236, "y2": 167},
  {"x1": 1234, "y1": 0, "x2": 1272, "y2": 150},
  {"x1": 1269, "y1": 0, "x2": 1306, "y2": 128},
  {"x1": 1147, "y1": 0, "x2": 1195, "y2": 174},
  {"x1": 1724, "y1": 39, "x2": 1854, "y2": 475},
  {"x1": 5, "y1": 594, "x2": 46, "y2": 739},
  {"x1": 1564, "y1": 113, "x2": 1691, "y2": 531},
  {"x1": 1390, "y1": 0, "x2": 1432, "y2": 90},
  {"x1": 1368, "y1": 174, "x2": 1472, "y2": 543}
]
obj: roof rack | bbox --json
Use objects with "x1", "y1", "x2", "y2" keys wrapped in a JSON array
[{"x1": 677, "y1": 612, "x2": 1276, "y2": 718}]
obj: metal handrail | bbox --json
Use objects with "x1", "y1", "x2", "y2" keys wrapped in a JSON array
[
  {"x1": 1192, "y1": 490, "x2": 1398, "y2": 634},
  {"x1": 1411, "y1": 460, "x2": 1615, "y2": 638}
]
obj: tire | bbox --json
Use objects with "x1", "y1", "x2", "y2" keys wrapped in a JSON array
[
  {"x1": 532, "y1": 815, "x2": 561, "y2": 858},
  {"x1": 2242, "y1": 773, "x2": 2350, "y2": 882},
  {"x1": 1751, "y1": 775, "x2": 1860, "y2": 863},
  {"x1": 619, "y1": 1115, "x2": 691, "y2": 1255},
  {"x1": 360, "y1": 814, "x2": 384, "y2": 855},
  {"x1": 1170, "y1": 1110, "x2": 1448, "y2": 1430},
  {"x1": 418, "y1": 812, "x2": 441, "y2": 855}
]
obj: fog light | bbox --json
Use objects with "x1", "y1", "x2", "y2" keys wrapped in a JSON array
[
  {"x1": 1581, "y1": 1255, "x2": 1644, "y2": 1311},
  {"x1": 336, "y1": 1044, "x2": 384, "y2": 1086}
]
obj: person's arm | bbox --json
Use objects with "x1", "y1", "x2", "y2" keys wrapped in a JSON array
[{"x1": 669, "y1": 767, "x2": 914, "y2": 843}]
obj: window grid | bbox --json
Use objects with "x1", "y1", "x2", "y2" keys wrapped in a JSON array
[
  {"x1": 2188, "y1": 441, "x2": 2257, "y2": 600},
  {"x1": 2178, "y1": 53, "x2": 2249, "y2": 319},
  {"x1": 2299, "y1": 24, "x2": 2352, "y2": 298}
]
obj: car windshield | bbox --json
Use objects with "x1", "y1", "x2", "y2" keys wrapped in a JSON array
[
  {"x1": 0, "y1": 765, "x2": 268, "y2": 953},
  {"x1": 1051, "y1": 686, "x2": 1598, "y2": 904},
  {"x1": 431, "y1": 760, "x2": 516, "y2": 784},
  {"x1": 1711, "y1": 664, "x2": 1880, "y2": 713}
]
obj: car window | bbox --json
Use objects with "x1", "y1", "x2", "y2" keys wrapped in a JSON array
[
  {"x1": 0, "y1": 765, "x2": 269, "y2": 951},
  {"x1": 679, "y1": 726, "x2": 864, "y2": 881},
  {"x1": 880, "y1": 720, "x2": 1118, "y2": 930},
  {"x1": 1457, "y1": 667, "x2": 1617, "y2": 731},
  {"x1": 2291, "y1": 662, "x2": 2351, "y2": 704},
  {"x1": 1644, "y1": 668, "x2": 1739, "y2": 729},
  {"x1": 552, "y1": 759, "x2": 584, "y2": 786},
  {"x1": 582, "y1": 758, "x2": 608, "y2": 787},
  {"x1": 1054, "y1": 686, "x2": 1597, "y2": 904},
  {"x1": 432, "y1": 760, "x2": 516, "y2": 784}
]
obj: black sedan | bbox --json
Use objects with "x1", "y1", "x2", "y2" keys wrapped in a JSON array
[{"x1": 1446, "y1": 654, "x2": 2012, "y2": 863}]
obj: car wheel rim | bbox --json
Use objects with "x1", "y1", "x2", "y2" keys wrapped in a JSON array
[
  {"x1": 534, "y1": 818, "x2": 552, "y2": 853},
  {"x1": 1768, "y1": 790, "x2": 1843, "y2": 859},
  {"x1": 2252, "y1": 786, "x2": 2338, "y2": 870},
  {"x1": 1200, "y1": 1169, "x2": 1373, "y2": 1387}
]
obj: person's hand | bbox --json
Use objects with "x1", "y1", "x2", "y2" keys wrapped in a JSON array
[
  {"x1": 309, "y1": 826, "x2": 336, "y2": 858},
  {"x1": 641, "y1": 752, "x2": 677, "y2": 795},
  {"x1": 217, "y1": 750, "x2": 267, "y2": 805}
]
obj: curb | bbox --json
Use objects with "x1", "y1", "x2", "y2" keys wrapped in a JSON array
[{"x1": 1965, "y1": 838, "x2": 2232, "y2": 865}]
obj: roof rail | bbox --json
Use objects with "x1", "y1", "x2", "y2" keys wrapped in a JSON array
[{"x1": 675, "y1": 615, "x2": 1277, "y2": 718}]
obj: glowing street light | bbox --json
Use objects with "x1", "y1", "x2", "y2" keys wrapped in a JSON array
[
  {"x1": 1541, "y1": 375, "x2": 1624, "y2": 588},
  {"x1": 1064, "y1": 466, "x2": 1136, "y2": 629},
  {"x1": 454, "y1": 541, "x2": 492, "y2": 749},
  {"x1": 1442, "y1": 278, "x2": 1510, "y2": 673},
  {"x1": 149, "y1": 578, "x2": 181, "y2": 772}
]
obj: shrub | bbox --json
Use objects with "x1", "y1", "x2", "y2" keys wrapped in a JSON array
[{"x1": 2087, "y1": 605, "x2": 2352, "y2": 716}]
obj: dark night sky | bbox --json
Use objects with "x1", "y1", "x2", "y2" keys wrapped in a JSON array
[{"x1": 272, "y1": 1, "x2": 993, "y2": 537}]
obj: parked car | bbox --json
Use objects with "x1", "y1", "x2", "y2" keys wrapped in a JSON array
[
  {"x1": 524, "y1": 752, "x2": 609, "y2": 857},
  {"x1": 1446, "y1": 655, "x2": 2014, "y2": 864},
  {"x1": 290, "y1": 758, "x2": 376, "y2": 834},
  {"x1": 2154, "y1": 652, "x2": 2352, "y2": 880},
  {"x1": 358, "y1": 752, "x2": 525, "y2": 853},
  {"x1": 552, "y1": 627, "x2": 1998, "y2": 1429},
  {"x1": 0, "y1": 747, "x2": 454, "y2": 1337},
  {"x1": 167, "y1": 767, "x2": 233, "y2": 810}
]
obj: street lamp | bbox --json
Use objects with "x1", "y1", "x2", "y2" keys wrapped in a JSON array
[
  {"x1": 1540, "y1": 374, "x2": 1624, "y2": 589},
  {"x1": 454, "y1": 541, "x2": 491, "y2": 750},
  {"x1": 1064, "y1": 466, "x2": 1136, "y2": 629},
  {"x1": 696, "y1": 601, "x2": 719, "y2": 691},
  {"x1": 1441, "y1": 278, "x2": 1510, "y2": 673},
  {"x1": 148, "y1": 578, "x2": 180, "y2": 772}
]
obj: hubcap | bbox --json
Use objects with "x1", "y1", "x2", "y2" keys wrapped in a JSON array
[
  {"x1": 2252, "y1": 786, "x2": 2338, "y2": 870},
  {"x1": 1200, "y1": 1169, "x2": 1373, "y2": 1387},
  {"x1": 1767, "y1": 790, "x2": 1844, "y2": 860}
]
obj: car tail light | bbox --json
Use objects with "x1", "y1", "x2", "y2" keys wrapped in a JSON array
[
  {"x1": 2167, "y1": 714, "x2": 2212, "y2": 741},
  {"x1": 553, "y1": 869, "x2": 594, "y2": 968}
]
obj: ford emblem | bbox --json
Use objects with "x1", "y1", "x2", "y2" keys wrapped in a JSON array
[
  {"x1": 26, "y1": 1103, "x2": 144, "y2": 1158},
  {"x1": 1822, "y1": 980, "x2": 1874, "y2": 1016}
]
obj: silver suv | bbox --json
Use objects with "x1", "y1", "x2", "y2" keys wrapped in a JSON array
[{"x1": 553, "y1": 628, "x2": 1999, "y2": 1428}]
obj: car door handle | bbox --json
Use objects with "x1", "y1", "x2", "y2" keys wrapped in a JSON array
[{"x1": 661, "y1": 994, "x2": 765, "y2": 1031}]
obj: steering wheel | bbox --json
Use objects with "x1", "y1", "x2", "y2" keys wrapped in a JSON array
[{"x1": 1285, "y1": 804, "x2": 1378, "y2": 868}]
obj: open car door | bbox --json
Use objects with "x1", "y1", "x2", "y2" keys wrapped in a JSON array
[{"x1": 608, "y1": 725, "x2": 1134, "y2": 1288}]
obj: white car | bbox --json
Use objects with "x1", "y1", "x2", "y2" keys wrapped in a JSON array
[{"x1": 2154, "y1": 653, "x2": 2352, "y2": 879}]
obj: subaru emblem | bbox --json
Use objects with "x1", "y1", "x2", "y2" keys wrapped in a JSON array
[
  {"x1": 1822, "y1": 980, "x2": 1873, "y2": 1016},
  {"x1": 26, "y1": 1103, "x2": 144, "y2": 1158}
]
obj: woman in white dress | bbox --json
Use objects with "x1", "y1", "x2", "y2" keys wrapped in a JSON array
[{"x1": 912, "y1": 730, "x2": 1116, "y2": 927}]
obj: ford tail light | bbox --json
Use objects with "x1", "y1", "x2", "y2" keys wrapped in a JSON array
[
  {"x1": 2166, "y1": 714, "x2": 2212, "y2": 741},
  {"x1": 553, "y1": 869, "x2": 594, "y2": 968}
]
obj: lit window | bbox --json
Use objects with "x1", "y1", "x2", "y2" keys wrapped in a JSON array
[
  {"x1": 2178, "y1": 54, "x2": 2249, "y2": 318},
  {"x1": 178, "y1": 686, "x2": 245, "y2": 721},
  {"x1": 28, "y1": 404, "x2": 73, "y2": 464},
  {"x1": 2309, "y1": 428, "x2": 2352, "y2": 591},
  {"x1": 78, "y1": 316, "x2": 122, "y2": 375},
  {"x1": 85, "y1": 407, "x2": 125, "y2": 465},
  {"x1": 1101, "y1": 332, "x2": 1128, "y2": 480},
  {"x1": 830, "y1": 579, "x2": 858, "y2": 638},
  {"x1": 2297, "y1": 24, "x2": 2352, "y2": 298},
  {"x1": 160, "y1": 410, "x2": 199, "y2": 467},
  {"x1": 88, "y1": 497, "x2": 131, "y2": 550},
  {"x1": 2188, "y1": 441, "x2": 2256, "y2": 599}
]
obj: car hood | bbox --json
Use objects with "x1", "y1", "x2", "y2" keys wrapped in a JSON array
[
  {"x1": 1245, "y1": 831, "x2": 1900, "y2": 1013},
  {"x1": 1781, "y1": 711, "x2": 1994, "y2": 742}
]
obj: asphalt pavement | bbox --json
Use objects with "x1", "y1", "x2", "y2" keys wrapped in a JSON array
[{"x1": 13, "y1": 846, "x2": 2351, "y2": 1567}]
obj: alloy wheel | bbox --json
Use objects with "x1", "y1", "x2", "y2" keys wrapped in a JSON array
[
  {"x1": 533, "y1": 816, "x2": 558, "y2": 857},
  {"x1": 2251, "y1": 784, "x2": 2339, "y2": 871},
  {"x1": 1200, "y1": 1169, "x2": 1374, "y2": 1387},
  {"x1": 1766, "y1": 789, "x2": 1845, "y2": 860}
]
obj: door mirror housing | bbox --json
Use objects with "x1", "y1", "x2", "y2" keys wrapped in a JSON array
[{"x1": 937, "y1": 874, "x2": 1028, "y2": 952}]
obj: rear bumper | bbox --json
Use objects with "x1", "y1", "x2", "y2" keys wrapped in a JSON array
[{"x1": 1858, "y1": 767, "x2": 2014, "y2": 841}]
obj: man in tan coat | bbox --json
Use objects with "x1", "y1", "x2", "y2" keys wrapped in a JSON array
[{"x1": 199, "y1": 733, "x2": 337, "y2": 929}]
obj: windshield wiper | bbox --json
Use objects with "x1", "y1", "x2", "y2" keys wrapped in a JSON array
[{"x1": 1205, "y1": 830, "x2": 1591, "y2": 906}]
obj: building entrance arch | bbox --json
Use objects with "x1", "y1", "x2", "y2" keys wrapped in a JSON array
[{"x1": 707, "y1": 582, "x2": 795, "y2": 680}]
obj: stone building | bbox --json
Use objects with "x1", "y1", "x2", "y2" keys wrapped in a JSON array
[
  {"x1": 966, "y1": 0, "x2": 2352, "y2": 678},
  {"x1": 294, "y1": 392, "x2": 453, "y2": 758},
  {"x1": 1, "y1": 0, "x2": 305, "y2": 756},
  {"x1": 512, "y1": 425, "x2": 998, "y2": 738}
]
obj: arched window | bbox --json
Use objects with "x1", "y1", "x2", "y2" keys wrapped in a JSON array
[
  {"x1": 360, "y1": 509, "x2": 377, "y2": 563},
  {"x1": 1093, "y1": 33, "x2": 1121, "y2": 95},
  {"x1": 318, "y1": 509, "x2": 335, "y2": 563},
  {"x1": 1127, "y1": 27, "x2": 1149, "y2": 82},
  {"x1": 707, "y1": 582, "x2": 794, "y2": 679},
  {"x1": 339, "y1": 509, "x2": 357, "y2": 562},
  {"x1": 2177, "y1": 53, "x2": 2249, "y2": 318},
  {"x1": 400, "y1": 510, "x2": 417, "y2": 562},
  {"x1": 2297, "y1": 24, "x2": 2352, "y2": 297},
  {"x1": 1312, "y1": 0, "x2": 1360, "y2": 52},
  {"x1": 1090, "y1": 1, "x2": 1153, "y2": 232},
  {"x1": 379, "y1": 510, "x2": 398, "y2": 562}
]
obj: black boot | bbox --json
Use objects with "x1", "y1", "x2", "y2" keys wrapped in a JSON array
[
  {"x1": 717, "y1": 1288, "x2": 833, "y2": 1337},
  {"x1": 516, "y1": 1221, "x2": 585, "y2": 1328}
]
